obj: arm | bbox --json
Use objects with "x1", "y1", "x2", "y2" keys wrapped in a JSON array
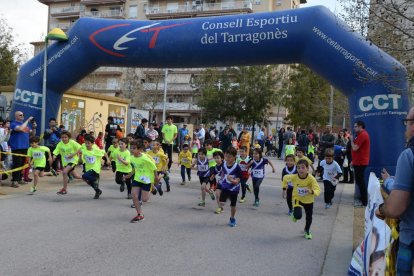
[
  {"x1": 267, "y1": 160, "x2": 276, "y2": 173},
  {"x1": 13, "y1": 117, "x2": 33, "y2": 132},
  {"x1": 309, "y1": 178, "x2": 321, "y2": 196},
  {"x1": 376, "y1": 190, "x2": 411, "y2": 219}
]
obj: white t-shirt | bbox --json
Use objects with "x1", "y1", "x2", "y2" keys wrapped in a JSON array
[{"x1": 320, "y1": 160, "x2": 342, "y2": 182}]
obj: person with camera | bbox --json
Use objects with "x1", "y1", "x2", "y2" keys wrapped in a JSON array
[
  {"x1": 9, "y1": 111, "x2": 36, "y2": 188},
  {"x1": 43, "y1": 118, "x2": 61, "y2": 173}
]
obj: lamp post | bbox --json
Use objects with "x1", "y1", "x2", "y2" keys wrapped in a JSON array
[
  {"x1": 162, "y1": 68, "x2": 169, "y2": 123},
  {"x1": 41, "y1": 28, "x2": 68, "y2": 142}
]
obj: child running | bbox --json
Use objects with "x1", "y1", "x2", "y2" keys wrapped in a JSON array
[
  {"x1": 248, "y1": 148, "x2": 275, "y2": 207},
  {"x1": 295, "y1": 147, "x2": 316, "y2": 175},
  {"x1": 210, "y1": 151, "x2": 224, "y2": 214},
  {"x1": 107, "y1": 138, "x2": 119, "y2": 172},
  {"x1": 318, "y1": 148, "x2": 342, "y2": 209},
  {"x1": 281, "y1": 154, "x2": 297, "y2": 215},
  {"x1": 114, "y1": 138, "x2": 133, "y2": 199},
  {"x1": 237, "y1": 146, "x2": 252, "y2": 203},
  {"x1": 147, "y1": 141, "x2": 169, "y2": 194},
  {"x1": 80, "y1": 135, "x2": 106, "y2": 199},
  {"x1": 217, "y1": 147, "x2": 242, "y2": 227},
  {"x1": 190, "y1": 134, "x2": 200, "y2": 159},
  {"x1": 127, "y1": 140, "x2": 158, "y2": 222},
  {"x1": 205, "y1": 139, "x2": 222, "y2": 192},
  {"x1": 193, "y1": 148, "x2": 215, "y2": 207},
  {"x1": 282, "y1": 159, "x2": 321, "y2": 240},
  {"x1": 178, "y1": 143, "x2": 192, "y2": 185},
  {"x1": 27, "y1": 136, "x2": 54, "y2": 195},
  {"x1": 52, "y1": 131, "x2": 82, "y2": 195}
]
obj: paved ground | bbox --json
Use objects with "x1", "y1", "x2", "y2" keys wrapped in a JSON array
[{"x1": 0, "y1": 157, "x2": 352, "y2": 275}]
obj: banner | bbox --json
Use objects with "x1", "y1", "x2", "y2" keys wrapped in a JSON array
[{"x1": 348, "y1": 173, "x2": 392, "y2": 275}]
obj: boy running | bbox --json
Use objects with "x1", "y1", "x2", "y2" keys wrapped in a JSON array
[
  {"x1": 114, "y1": 138, "x2": 132, "y2": 199},
  {"x1": 127, "y1": 141, "x2": 158, "y2": 222},
  {"x1": 237, "y1": 146, "x2": 252, "y2": 203},
  {"x1": 205, "y1": 139, "x2": 222, "y2": 192},
  {"x1": 210, "y1": 151, "x2": 224, "y2": 214},
  {"x1": 295, "y1": 147, "x2": 316, "y2": 175},
  {"x1": 147, "y1": 141, "x2": 169, "y2": 194},
  {"x1": 192, "y1": 148, "x2": 215, "y2": 207},
  {"x1": 318, "y1": 148, "x2": 342, "y2": 209},
  {"x1": 281, "y1": 154, "x2": 297, "y2": 215},
  {"x1": 282, "y1": 159, "x2": 321, "y2": 239},
  {"x1": 27, "y1": 136, "x2": 54, "y2": 194},
  {"x1": 107, "y1": 138, "x2": 119, "y2": 172},
  {"x1": 178, "y1": 143, "x2": 192, "y2": 185}
]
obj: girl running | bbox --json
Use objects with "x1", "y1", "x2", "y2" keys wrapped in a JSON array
[{"x1": 281, "y1": 154, "x2": 297, "y2": 215}]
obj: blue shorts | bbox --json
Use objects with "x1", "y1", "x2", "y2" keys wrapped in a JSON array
[{"x1": 132, "y1": 180, "x2": 151, "y2": 191}]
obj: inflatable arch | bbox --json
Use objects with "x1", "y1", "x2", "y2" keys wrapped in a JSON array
[{"x1": 13, "y1": 6, "x2": 408, "y2": 175}]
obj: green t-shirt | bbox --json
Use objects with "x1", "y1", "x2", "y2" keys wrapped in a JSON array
[
  {"x1": 131, "y1": 154, "x2": 157, "y2": 184},
  {"x1": 307, "y1": 145, "x2": 315, "y2": 154},
  {"x1": 114, "y1": 149, "x2": 132, "y2": 173},
  {"x1": 285, "y1": 145, "x2": 296, "y2": 156},
  {"x1": 27, "y1": 146, "x2": 50, "y2": 168},
  {"x1": 81, "y1": 147, "x2": 105, "y2": 173},
  {"x1": 53, "y1": 140, "x2": 81, "y2": 166},
  {"x1": 161, "y1": 123, "x2": 178, "y2": 144},
  {"x1": 108, "y1": 145, "x2": 119, "y2": 159},
  {"x1": 207, "y1": 148, "x2": 222, "y2": 167}
]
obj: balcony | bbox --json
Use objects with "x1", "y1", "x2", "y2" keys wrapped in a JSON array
[
  {"x1": 143, "y1": 83, "x2": 196, "y2": 92},
  {"x1": 144, "y1": 102, "x2": 201, "y2": 111},
  {"x1": 82, "y1": 9, "x2": 125, "y2": 18},
  {"x1": 38, "y1": 0, "x2": 73, "y2": 4},
  {"x1": 146, "y1": 1, "x2": 253, "y2": 19},
  {"x1": 92, "y1": 67, "x2": 124, "y2": 76},
  {"x1": 50, "y1": 6, "x2": 81, "y2": 18},
  {"x1": 81, "y1": 0, "x2": 126, "y2": 5},
  {"x1": 50, "y1": 22, "x2": 75, "y2": 32}
]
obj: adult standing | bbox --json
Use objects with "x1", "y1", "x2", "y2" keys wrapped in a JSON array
[
  {"x1": 104, "y1": 116, "x2": 121, "y2": 152},
  {"x1": 134, "y1": 118, "x2": 148, "y2": 140},
  {"x1": 282, "y1": 127, "x2": 293, "y2": 160},
  {"x1": 146, "y1": 123, "x2": 159, "y2": 141},
  {"x1": 375, "y1": 107, "x2": 414, "y2": 275},
  {"x1": 219, "y1": 125, "x2": 233, "y2": 152},
  {"x1": 9, "y1": 111, "x2": 35, "y2": 187},
  {"x1": 351, "y1": 120, "x2": 370, "y2": 207},
  {"x1": 195, "y1": 124, "x2": 205, "y2": 146},
  {"x1": 277, "y1": 128, "x2": 285, "y2": 159},
  {"x1": 178, "y1": 124, "x2": 189, "y2": 151},
  {"x1": 43, "y1": 118, "x2": 61, "y2": 172},
  {"x1": 239, "y1": 127, "x2": 251, "y2": 155},
  {"x1": 0, "y1": 120, "x2": 10, "y2": 170},
  {"x1": 256, "y1": 127, "x2": 265, "y2": 149},
  {"x1": 161, "y1": 116, "x2": 178, "y2": 171}
]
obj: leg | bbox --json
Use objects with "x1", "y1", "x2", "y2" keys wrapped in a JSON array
[
  {"x1": 167, "y1": 144, "x2": 173, "y2": 170},
  {"x1": 200, "y1": 183, "x2": 207, "y2": 202},
  {"x1": 180, "y1": 165, "x2": 186, "y2": 182},
  {"x1": 253, "y1": 178, "x2": 263, "y2": 203},
  {"x1": 186, "y1": 168, "x2": 191, "y2": 181},
  {"x1": 240, "y1": 179, "x2": 247, "y2": 199},
  {"x1": 61, "y1": 165, "x2": 72, "y2": 191},
  {"x1": 286, "y1": 187, "x2": 293, "y2": 212},
  {"x1": 396, "y1": 241, "x2": 414, "y2": 276},
  {"x1": 132, "y1": 187, "x2": 142, "y2": 214},
  {"x1": 33, "y1": 170, "x2": 40, "y2": 187},
  {"x1": 354, "y1": 165, "x2": 368, "y2": 206},
  {"x1": 11, "y1": 149, "x2": 25, "y2": 183},
  {"x1": 303, "y1": 202, "x2": 314, "y2": 233},
  {"x1": 342, "y1": 166, "x2": 349, "y2": 182},
  {"x1": 293, "y1": 204, "x2": 302, "y2": 220},
  {"x1": 215, "y1": 189, "x2": 222, "y2": 208},
  {"x1": 125, "y1": 175, "x2": 132, "y2": 197},
  {"x1": 115, "y1": 171, "x2": 125, "y2": 192},
  {"x1": 230, "y1": 192, "x2": 238, "y2": 218},
  {"x1": 323, "y1": 180, "x2": 331, "y2": 204}
]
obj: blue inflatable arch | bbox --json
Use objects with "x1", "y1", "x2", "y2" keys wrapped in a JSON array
[{"x1": 13, "y1": 6, "x2": 409, "y2": 174}]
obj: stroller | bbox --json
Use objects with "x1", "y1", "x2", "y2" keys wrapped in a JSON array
[{"x1": 265, "y1": 142, "x2": 278, "y2": 157}]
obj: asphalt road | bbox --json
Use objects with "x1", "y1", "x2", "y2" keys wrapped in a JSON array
[{"x1": 0, "y1": 158, "x2": 341, "y2": 276}]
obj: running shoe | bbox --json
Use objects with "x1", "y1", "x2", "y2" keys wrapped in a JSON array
[
  {"x1": 208, "y1": 189, "x2": 215, "y2": 200},
  {"x1": 130, "y1": 214, "x2": 145, "y2": 223},
  {"x1": 180, "y1": 181, "x2": 186, "y2": 185},
  {"x1": 94, "y1": 189, "x2": 102, "y2": 199},
  {"x1": 10, "y1": 181, "x2": 19, "y2": 188},
  {"x1": 325, "y1": 203, "x2": 331, "y2": 209},
  {"x1": 166, "y1": 186, "x2": 171, "y2": 192},
  {"x1": 252, "y1": 200, "x2": 260, "y2": 207},
  {"x1": 214, "y1": 207, "x2": 223, "y2": 214},
  {"x1": 120, "y1": 183, "x2": 125, "y2": 192},
  {"x1": 131, "y1": 204, "x2": 135, "y2": 208},
  {"x1": 228, "y1": 217, "x2": 237, "y2": 227},
  {"x1": 246, "y1": 184, "x2": 252, "y2": 193},
  {"x1": 290, "y1": 214, "x2": 297, "y2": 223},
  {"x1": 50, "y1": 169, "x2": 58, "y2": 177},
  {"x1": 57, "y1": 188, "x2": 67, "y2": 195},
  {"x1": 151, "y1": 188, "x2": 157, "y2": 195},
  {"x1": 188, "y1": 175, "x2": 191, "y2": 181},
  {"x1": 29, "y1": 185, "x2": 37, "y2": 194},
  {"x1": 239, "y1": 197, "x2": 246, "y2": 203},
  {"x1": 304, "y1": 232, "x2": 312, "y2": 240},
  {"x1": 288, "y1": 210, "x2": 293, "y2": 216},
  {"x1": 198, "y1": 201, "x2": 205, "y2": 207},
  {"x1": 157, "y1": 185, "x2": 163, "y2": 196},
  {"x1": 127, "y1": 193, "x2": 132, "y2": 199}
]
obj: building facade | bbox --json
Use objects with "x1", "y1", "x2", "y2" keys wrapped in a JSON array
[{"x1": 37, "y1": 0, "x2": 305, "y2": 125}]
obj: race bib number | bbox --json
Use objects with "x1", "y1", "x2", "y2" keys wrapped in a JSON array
[
  {"x1": 153, "y1": 156, "x2": 160, "y2": 164},
  {"x1": 64, "y1": 155, "x2": 74, "y2": 163},
  {"x1": 85, "y1": 156, "x2": 96, "y2": 164},
  {"x1": 239, "y1": 164, "x2": 247, "y2": 171},
  {"x1": 252, "y1": 169, "x2": 264, "y2": 178},
  {"x1": 139, "y1": 176, "x2": 151, "y2": 183},
  {"x1": 297, "y1": 188, "x2": 307, "y2": 197},
  {"x1": 32, "y1": 152, "x2": 44, "y2": 159},
  {"x1": 182, "y1": 158, "x2": 189, "y2": 163},
  {"x1": 198, "y1": 165, "x2": 209, "y2": 172},
  {"x1": 287, "y1": 181, "x2": 293, "y2": 188}
]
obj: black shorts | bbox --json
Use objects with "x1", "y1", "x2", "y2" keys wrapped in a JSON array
[
  {"x1": 131, "y1": 180, "x2": 151, "y2": 191},
  {"x1": 33, "y1": 167, "x2": 45, "y2": 172},
  {"x1": 219, "y1": 189, "x2": 238, "y2": 207},
  {"x1": 64, "y1": 163, "x2": 76, "y2": 171},
  {"x1": 199, "y1": 176, "x2": 210, "y2": 184}
]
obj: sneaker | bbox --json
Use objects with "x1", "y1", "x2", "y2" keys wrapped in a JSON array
[
  {"x1": 188, "y1": 176, "x2": 191, "y2": 181},
  {"x1": 50, "y1": 169, "x2": 58, "y2": 177},
  {"x1": 290, "y1": 214, "x2": 297, "y2": 223},
  {"x1": 214, "y1": 207, "x2": 223, "y2": 214},
  {"x1": 166, "y1": 186, "x2": 170, "y2": 192},
  {"x1": 130, "y1": 214, "x2": 145, "y2": 223},
  {"x1": 239, "y1": 197, "x2": 246, "y2": 203},
  {"x1": 120, "y1": 183, "x2": 125, "y2": 192},
  {"x1": 198, "y1": 201, "x2": 205, "y2": 207},
  {"x1": 29, "y1": 185, "x2": 37, "y2": 194},
  {"x1": 208, "y1": 189, "x2": 215, "y2": 200},
  {"x1": 151, "y1": 188, "x2": 157, "y2": 195},
  {"x1": 127, "y1": 193, "x2": 132, "y2": 199},
  {"x1": 94, "y1": 189, "x2": 102, "y2": 199},
  {"x1": 325, "y1": 203, "x2": 331, "y2": 209},
  {"x1": 158, "y1": 188, "x2": 164, "y2": 196},
  {"x1": 10, "y1": 181, "x2": 19, "y2": 188},
  {"x1": 304, "y1": 232, "x2": 312, "y2": 240},
  {"x1": 288, "y1": 210, "x2": 293, "y2": 216},
  {"x1": 246, "y1": 184, "x2": 252, "y2": 193},
  {"x1": 18, "y1": 180, "x2": 28, "y2": 185},
  {"x1": 130, "y1": 204, "x2": 135, "y2": 208},
  {"x1": 228, "y1": 217, "x2": 237, "y2": 227},
  {"x1": 354, "y1": 200, "x2": 364, "y2": 208},
  {"x1": 57, "y1": 188, "x2": 67, "y2": 195},
  {"x1": 253, "y1": 200, "x2": 260, "y2": 207},
  {"x1": 180, "y1": 181, "x2": 186, "y2": 185}
]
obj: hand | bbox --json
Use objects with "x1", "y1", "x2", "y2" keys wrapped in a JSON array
[
  {"x1": 282, "y1": 190, "x2": 286, "y2": 199},
  {"x1": 381, "y1": 168, "x2": 390, "y2": 180},
  {"x1": 32, "y1": 122, "x2": 37, "y2": 128},
  {"x1": 375, "y1": 208, "x2": 385, "y2": 220},
  {"x1": 272, "y1": 168, "x2": 275, "y2": 173}
]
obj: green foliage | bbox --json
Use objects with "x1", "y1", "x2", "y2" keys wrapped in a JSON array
[
  {"x1": 0, "y1": 17, "x2": 26, "y2": 86},
  {"x1": 195, "y1": 65, "x2": 282, "y2": 125},
  {"x1": 283, "y1": 64, "x2": 331, "y2": 128}
]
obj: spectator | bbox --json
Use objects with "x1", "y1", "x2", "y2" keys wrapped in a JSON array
[
  {"x1": 375, "y1": 107, "x2": 414, "y2": 275},
  {"x1": 219, "y1": 125, "x2": 233, "y2": 151},
  {"x1": 95, "y1": 132, "x2": 104, "y2": 149},
  {"x1": 76, "y1": 129, "x2": 87, "y2": 145},
  {"x1": 341, "y1": 138, "x2": 354, "y2": 183},
  {"x1": 239, "y1": 127, "x2": 251, "y2": 156},
  {"x1": 43, "y1": 118, "x2": 61, "y2": 172},
  {"x1": 317, "y1": 127, "x2": 335, "y2": 179},
  {"x1": 277, "y1": 128, "x2": 285, "y2": 159},
  {"x1": 178, "y1": 124, "x2": 189, "y2": 151},
  {"x1": 256, "y1": 127, "x2": 265, "y2": 149},
  {"x1": 9, "y1": 111, "x2": 35, "y2": 187},
  {"x1": 146, "y1": 123, "x2": 159, "y2": 141},
  {"x1": 297, "y1": 129, "x2": 309, "y2": 148},
  {"x1": 351, "y1": 120, "x2": 370, "y2": 207},
  {"x1": 335, "y1": 130, "x2": 347, "y2": 147},
  {"x1": 0, "y1": 120, "x2": 9, "y2": 168},
  {"x1": 209, "y1": 126, "x2": 216, "y2": 140},
  {"x1": 134, "y1": 118, "x2": 148, "y2": 139},
  {"x1": 104, "y1": 116, "x2": 121, "y2": 152},
  {"x1": 195, "y1": 123, "x2": 205, "y2": 145},
  {"x1": 161, "y1": 115, "x2": 178, "y2": 170}
]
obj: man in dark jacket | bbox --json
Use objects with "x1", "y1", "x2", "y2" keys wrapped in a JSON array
[{"x1": 134, "y1": 118, "x2": 148, "y2": 140}]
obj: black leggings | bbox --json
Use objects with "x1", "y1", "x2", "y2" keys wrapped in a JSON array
[
  {"x1": 323, "y1": 180, "x2": 336, "y2": 204},
  {"x1": 252, "y1": 178, "x2": 263, "y2": 201},
  {"x1": 240, "y1": 178, "x2": 248, "y2": 198},
  {"x1": 286, "y1": 187, "x2": 293, "y2": 211},
  {"x1": 115, "y1": 171, "x2": 132, "y2": 194},
  {"x1": 354, "y1": 165, "x2": 367, "y2": 206},
  {"x1": 11, "y1": 149, "x2": 27, "y2": 182},
  {"x1": 162, "y1": 143, "x2": 173, "y2": 170},
  {"x1": 180, "y1": 165, "x2": 191, "y2": 181},
  {"x1": 293, "y1": 201, "x2": 314, "y2": 232}
]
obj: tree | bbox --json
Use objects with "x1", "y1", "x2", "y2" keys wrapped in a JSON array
[
  {"x1": 0, "y1": 17, "x2": 27, "y2": 86},
  {"x1": 195, "y1": 65, "x2": 282, "y2": 127}
]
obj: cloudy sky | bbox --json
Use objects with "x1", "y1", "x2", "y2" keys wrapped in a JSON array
[{"x1": 1, "y1": 0, "x2": 340, "y2": 57}]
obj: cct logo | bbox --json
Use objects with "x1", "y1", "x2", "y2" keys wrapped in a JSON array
[
  {"x1": 358, "y1": 94, "x2": 401, "y2": 112},
  {"x1": 14, "y1": 88, "x2": 42, "y2": 106}
]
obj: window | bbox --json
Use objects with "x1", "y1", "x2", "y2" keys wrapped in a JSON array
[{"x1": 129, "y1": 5, "x2": 138, "y2": 18}]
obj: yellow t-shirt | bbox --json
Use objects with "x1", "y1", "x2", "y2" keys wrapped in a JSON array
[
  {"x1": 146, "y1": 150, "x2": 168, "y2": 172},
  {"x1": 282, "y1": 174, "x2": 320, "y2": 204},
  {"x1": 114, "y1": 149, "x2": 132, "y2": 173},
  {"x1": 295, "y1": 156, "x2": 313, "y2": 166},
  {"x1": 131, "y1": 154, "x2": 157, "y2": 184},
  {"x1": 53, "y1": 140, "x2": 81, "y2": 166},
  {"x1": 28, "y1": 146, "x2": 50, "y2": 168},
  {"x1": 179, "y1": 150, "x2": 193, "y2": 168},
  {"x1": 81, "y1": 147, "x2": 105, "y2": 173}
]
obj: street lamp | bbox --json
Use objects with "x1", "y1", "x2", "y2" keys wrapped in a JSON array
[
  {"x1": 162, "y1": 68, "x2": 169, "y2": 123},
  {"x1": 41, "y1": 28, "x2": 68, "y2": 142}
]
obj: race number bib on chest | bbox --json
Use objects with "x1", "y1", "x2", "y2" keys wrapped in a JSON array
[
  {"x1": 198, "y1": 164, "x2": 209, "y2": 171},
  {"x1": 252, "y1": 169, "x2": 264, "y2": 178},
  {"x1": 153, "y1": 156, "x2": 160, "y2": 164},
  {"x1": 33, "y1": 152, "x2": 44, "y2": 159},
  {"x1": 297, "y1": 187, "x2": 307, "y2": 197},
  {"x1": 64, "y1": 155, "x2": 74, "y2": 163},
  {"x1": 85, "y1": 156, "x2": 96, "y2": 164},
  {"x1": 182, "y1": 158, "x2": 189, "y2": 163}
]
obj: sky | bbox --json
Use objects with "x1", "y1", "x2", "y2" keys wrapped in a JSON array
[{"x1": 1, "y1": 0, "x2": 340, "y2": 57}]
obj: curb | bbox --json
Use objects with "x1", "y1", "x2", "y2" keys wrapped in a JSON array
[{"x1": 321, "y1": 183, "x2": 354, "y2": 275}]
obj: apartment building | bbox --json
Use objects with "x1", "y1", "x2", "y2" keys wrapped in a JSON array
[{"x1": 37, "y1": 0, "x2": 306, "y2": 126}]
